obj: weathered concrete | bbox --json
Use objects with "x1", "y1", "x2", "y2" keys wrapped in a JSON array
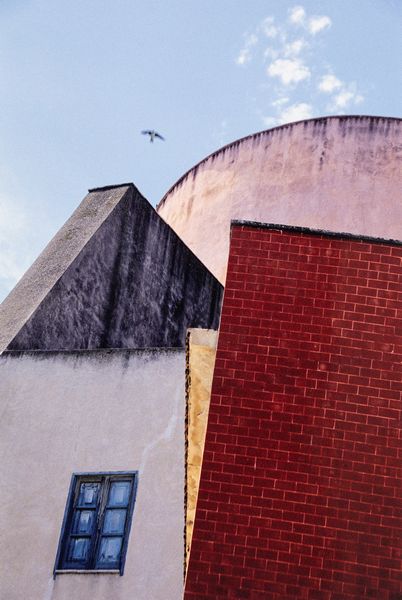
[
  {"x1": 157, "y1": 116, "x2": 402, "y2": 283},
  {"x1": 0, "y1": 348, "x2": 185, "y2": 600},
  {"x1": 0, "y1": 185, "x2": 130, "y2": 353},
  {"x1": 185, "y1": 329, "x2": 217, "y2": 573},
  {"x1": 0, "y1": 184, "x2": 223, "y2": 352}
]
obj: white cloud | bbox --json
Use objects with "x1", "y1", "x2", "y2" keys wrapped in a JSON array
[
  {"x1": 236, "y1": 33, "x2": 258, "y2": 66},
  {"x1": 278, "y1": 102, "x2": 313, "y2": 123},
  {"x1": 246, "y1": 33, "x2": 258, "y2": 45},
  {"x1": 272, "y1": 97, "x2": 289, "y2": 107},
  {"x1": 236, "y1": 50, "x2": 249, "y2": 66},
  {"x1": 288, "y1": 6, "x2": 331, "y2": 35},
  {"x1": 289, "y1": 6, "x2": 306, "y2": 25},
  {"x1": 283, "y1": 38, "x2": 306, "y2": 57},
  {"x1": 263, "y1": 103, "x2": 314, "y2": 128},
  {"x1": 261, "y1": 17, "x2": 278, "y2": 39},
  {"x1": 318, "y1": 74, "x2": 342, "y2": 93},
  {"x1": 318, "y1": 75, "x2": 364, "y2": 111},
  {"x1": 333, "y1": 90, "x2": 354, "y2": 108},
  {"x1": 267, "y1": 58, "x2": 310, "y2": 86},
  {"x1": 235, "y1": 6, "x2": 365, "y2": 130},
  {"x1": 308, "y1": 15, "x2": 332, "y2": 34},
  {"x1": 264, "y1": 46, "x2": 280, "y2": 60},
  {"x1": 331, "y1": 87, "x2": 364, "y2": 110}
]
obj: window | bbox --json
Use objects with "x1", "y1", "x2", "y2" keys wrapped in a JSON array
[{"x1": 55, "y1": 472, "x2": 138, "y2": 575}]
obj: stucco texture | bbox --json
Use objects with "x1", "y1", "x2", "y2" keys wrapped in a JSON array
[
  {"x1": 0, "y1": 349, "x2": 185, "y2": 600},
  {"x1": 0, "y1": 185, "x2": 129, "y2": 353},
  {"x1": 157, "y1": 116, "x2": 402, "y2": 284},
  {"x1": 1, "y1": 184, "x2": 222, "y2": 353},
  {"x1": 185, "y1": 329, "x2": 217, "y2": 572}
]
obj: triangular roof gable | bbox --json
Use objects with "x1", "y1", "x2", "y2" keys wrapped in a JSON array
[
  {"x1": 0, "y1": 184, "x2": 223, "y2": 352},
  {"x1": 0, "y1": 185, "x2": 131, "y2": 353}
]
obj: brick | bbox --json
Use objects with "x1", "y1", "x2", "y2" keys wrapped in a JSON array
[{"x1": 185, "y1": 226, "x2": 402, "y2": 599}]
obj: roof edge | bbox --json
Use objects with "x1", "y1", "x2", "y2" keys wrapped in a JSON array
[
  {"x1": 157, "y1": 115, "x2": 402, "y2": 211},
  {"x1": 1, "y1": 347, "x2": 185, "y2": 358},
  {"x1": 231, "y1": 220, "x2": 402, "y2": 247},
  {"x1": 88, "y1": 183, "x2": 135, "y2": 193},
  {"x1": 0, "y1": 184, "x2": 134, "y2": 354}
]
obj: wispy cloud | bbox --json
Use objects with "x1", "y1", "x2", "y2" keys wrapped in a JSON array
[
  {"x1": 261, "y1": 17, "x2": 279, "y2": 39},
  {"x1": 235, "y1": 4, "x2": 365, "y2": 127},
  {"x1": 264, "y1": 101, "x2": 313, "y2": 126},
  {"x1": 236, "y1": 33, "x2": 258, "y2": 66},
  {"x1": 288, "y1": 6, "x2": 332, "y2": 34},
  {"x1": 318, "y1": 74, "x2": 342, "y2": 93},
  {"x1": 278, "y1": 102, "x2": 313, "y2": 123},
  {"x1": 330, "y1": 86, "x2": 364, "y2": 110},
  {"x1": 308, "y1": 15, "x2": 332, "y2": 34},
  {"x1": 318, "y1": 76, "x2": 364, "y2": 110},
  {"x1": 267, "y1": 58, "x2": 310, "y2": 86},
  {"x1": 271, "y1": 97, "x2": 290, "y2": 107},
  {"x1": 283, "y1": 39, "x2": 306, "y2": 57},
  {"x1": 288, "y1": 6, "x2": 306, "y2": 25}
]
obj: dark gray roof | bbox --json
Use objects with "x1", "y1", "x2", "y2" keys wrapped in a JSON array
[
  {"x1": 0, "y1": 184, "x2": 223, "y2": 353},
  {"x1": 0, "y1": 185, "x2": 131, "y2": 353}
]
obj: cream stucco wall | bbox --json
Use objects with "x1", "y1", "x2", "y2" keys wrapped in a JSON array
[
  {"x1": 0, "y1": 349, "x2": 185, "y2": 600},
  {"x1": 185, "y1": 329, "x2": 217, "y2": 573},
  {"x1": 157, "y1": 116, "x2": 402, "y2": 284}
]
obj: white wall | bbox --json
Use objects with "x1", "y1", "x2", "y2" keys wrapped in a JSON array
[{"x1": 0, "y1": 349, "x2": 185, "y2": 600}]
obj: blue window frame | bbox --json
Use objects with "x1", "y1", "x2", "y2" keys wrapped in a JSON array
[{"x1": 55, "y1": 472, "x2": 138, "y2": 575}]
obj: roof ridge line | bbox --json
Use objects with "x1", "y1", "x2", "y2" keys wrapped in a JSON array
[{"x1": 88, "y1": 183, "x2": 134, "y2": 193}]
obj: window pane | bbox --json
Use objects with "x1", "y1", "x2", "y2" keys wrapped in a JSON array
[
  {"x1": 78, "y1": 482, "x2": 100, "y2": 507},
  {"x1": 103, "y1": 509, "x2": 126, "y2": 534},
  {"x1": 67, "y1": 537, "x2": 90, "y2": 562},
  {"x1": 97, "y1": 537, "x2": 123, "y2": 564},
  {"x1": 108, "y1": 481, "x2": 131, "y2": 507},
  {"x1": 58, "y1": 473, "x2": 137, "y2": 572},
  {"x1": 72, "y1": 510, "x2": 95, "y2": 534}
]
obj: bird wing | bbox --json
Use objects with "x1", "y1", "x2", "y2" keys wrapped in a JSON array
[
  {"x1": 141, "y1": 130, "x2": 152, "y2": 135},
  {"x1": 155, "y1": 132, "x2": 165, "y2": 140}
]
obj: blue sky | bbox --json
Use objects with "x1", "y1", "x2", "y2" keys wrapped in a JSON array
[{"x1": 0, "y1": 0, "x2": 401, "y2": 300}]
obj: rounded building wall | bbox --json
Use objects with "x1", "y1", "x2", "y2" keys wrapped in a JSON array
[{"x1": 157, "y1": 116, "x2": 402, "y2": 284}]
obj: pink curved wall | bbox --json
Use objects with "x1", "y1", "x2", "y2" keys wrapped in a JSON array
[{"x1": 157, "y1": 116, "x2": 402, "y2": 283}]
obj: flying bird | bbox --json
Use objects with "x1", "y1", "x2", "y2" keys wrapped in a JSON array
[{"x1": 141, "y1": 130, "x2": 165, "y2": 143}]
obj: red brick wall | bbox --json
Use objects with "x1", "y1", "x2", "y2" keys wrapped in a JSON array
[{"x1": 185, "y1": 224, "x2": 402, "y2": 600}]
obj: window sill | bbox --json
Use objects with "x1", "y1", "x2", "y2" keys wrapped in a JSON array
[{"x1": 55, "y1": 569, "x2": 120, "y2": 575}]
